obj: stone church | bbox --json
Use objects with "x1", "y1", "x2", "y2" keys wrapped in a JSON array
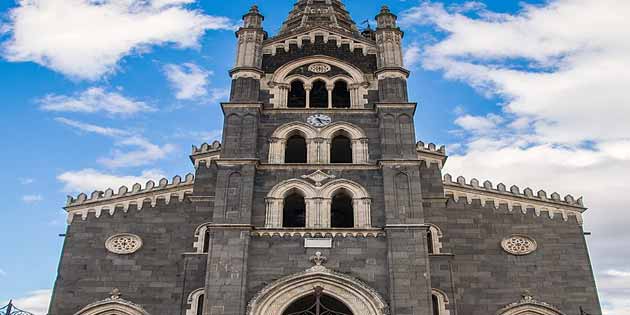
[{"x1": 49, "y1": 1, "x2": 602, "y2": 315}]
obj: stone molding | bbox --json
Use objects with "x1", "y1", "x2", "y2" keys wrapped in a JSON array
[
  {"x1": 191, "y1": 140, "x2": 221, "y2": 167},
  {"x1": 268, "y1": 121, "x2": 369, "y2": 164},
  {"x1": 265, "y1": 178, "x2": 372, "y2": 229},
  {"x1": 251, "y1": 228, "x2": 386, "y2": 238},
  {"x1": 65, "y1": 174, "x2": 194, "y2": 224},
  {"x1": 263, "y1": 27, "x2": 377, "y2": 57},
  {"x1": 246, "y1": 260, "x2": 390, "y2": 315},
  {"x1": 497, "y1": 292, "x2": 565, "y2": 315},
  {"x1": 443, "y1": 174, "x2": 586, "y2": 224},
  {"x1": 74, "y1": 289, "x2": 149, "y2": 315},
  {"x1": 416, "y1": 140, "x2": 448, "y2": 168},
  {"x1": 258, "y1": 164, "x2": 380, "y2": 170}
]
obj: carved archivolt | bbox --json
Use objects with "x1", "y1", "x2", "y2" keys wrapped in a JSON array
[
  {"x1": 269, "y1": 55, "x2": 370, "y2": 109},
  {"x1": 74, "y1": 290, "x2": 149, "y2": 315},
  {"x1": 268, "y1": 122, "x2": 369, "y2": 164},
  {"x1": 498, "y1": 292, "x2": 565, "y2": 315},
  {"x1": 186, "y1": 288, "x2": 205, "y2": 315},
  {"x1": 432, "y1": 289, "x2": 450, "y2": 315},
  {"x1": 247, "y1": 265, "x2": 389, "y2": 315},
  {"x1": 265, "y1": 178, "x2": 372, "y2": 229}
]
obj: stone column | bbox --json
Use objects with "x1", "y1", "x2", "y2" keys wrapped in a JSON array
[
  {"x1": 305, "y1": 84, "x2": 312, "y2": 108},
  {"x1": 327, "y1": 84, "x2": 334, "y2": 108}
]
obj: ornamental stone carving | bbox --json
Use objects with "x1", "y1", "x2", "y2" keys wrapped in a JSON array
[
  {"x1": 105, "y1": 233, "x2": 143, "y2": 255},
  {"x1": 501, "y1": 235, "x2": 537, "y2": 256},
  {"x1": 308, "y1": 63, "x2": 331, "y2": 73}
]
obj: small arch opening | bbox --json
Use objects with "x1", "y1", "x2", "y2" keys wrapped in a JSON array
[
  {"x1": 310, "y1": 80, "x2": 329, "y2": 108},
  {"x1": 283, "y1": 192, "x2": 306, "y2": 228},
  {"x1": 332, "y1": 81, "x2": 351, "y2": 108},
  {"x1": 330, "y1": 134, "x2": 353, "y2": 163},
  {"x1": 285, "y1": 134, "x2": 307, "y2": 163},
  {"x1": 283, "y1": 291, "x2": 354, "y2": 315},
  {"x1": 288, "y1": 80, "x2": 306, "y2": 108},
  {"x1": 197, "y1": 294, "x2": 205, "y2": 315},
  {"x1": 432, "y1": 294, "x2": 440, "y2": 315},
  {"x1": 331, "y1": 191, "x2": 354, "y2": 228},
  {"x1": 427, "y1": 230, "x2": 435, "y2": 254},
  {"x1": 202, "y1": 229, "x2": 210, "y2": 253}
]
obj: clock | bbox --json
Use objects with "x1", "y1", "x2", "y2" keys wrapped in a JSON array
[{"x1": 307, "y1": 114, "x2": 332, "y2": 127}]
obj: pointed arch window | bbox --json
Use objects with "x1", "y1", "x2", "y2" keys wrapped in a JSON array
[
  {"x1": 186, "y1": 289, "x2": 206, "y2": 315},
  {"x1": 431, "y1": 289, "x2": 451, "y2": 315},
  {"x1": 310, "y1": 80, "x2": 329, "y2": 108},
  {"x1": 288, "y1": 80, "x2": 307, "y2": 108},
  {"x1": 331, "y1": 191, "x2": 354, "y2": 228},
  {"x1": 330, "y1": 134, "x2": 352, "y2": 163},
  {"x1": 427, "y1": 225, "x2": 443, "y2": 254},
  {"x1": 283, "y1": 192, "x2": 306, "y2": 228},
  {"x1": 283, "y1": 287, "x2": 353, "y2": 315},
  {"x1": 332, "y1": 81, "x2": 351, "y2": 108},
  {"x1": 285, "y1": 135, "x2": 308, "y2": 163}
]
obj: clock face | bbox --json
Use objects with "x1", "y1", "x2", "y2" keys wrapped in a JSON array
[{"x1": 307, "y1": 114, "x2": 332, "y2": 127}]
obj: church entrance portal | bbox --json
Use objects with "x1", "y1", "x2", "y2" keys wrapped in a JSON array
[{"x1": 283, "y1": 287, "x2": 353, "y2": 315}]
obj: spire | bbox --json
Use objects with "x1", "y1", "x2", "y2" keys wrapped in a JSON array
[{"x1": 278, "y1": 0, "x2": 360, "y2": 37}]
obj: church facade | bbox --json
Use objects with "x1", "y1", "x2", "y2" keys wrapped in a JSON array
[{"x1": 49, "y1": 1, "x2": 602, "y2": 315}]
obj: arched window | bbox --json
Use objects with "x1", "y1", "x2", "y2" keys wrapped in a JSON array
[
  {"x1": 332, "y1": 81, "x2": 351, "y2": 108},
  {"x1": 431, "y1": 289, "x2": 451, "y2": 315},
  {"x1": 310, "y1": 80, "x2": 329, "y2": 108},
  {"x1": 202, "y1": 229, "x2": 210, "y2": 253},
  {"x1": 432, "y1": 294, "x2": 440, "y2": 315},
  {"x1": 186, "y1": 289, "x2": 205, "y2": 315},
  {"x1": 285, "y1": 135, "x2": 307, "y2": 163},
  {"x1": 196, "y1": 294, "x2": 205, "y2": 315},
  {"x1": 283, "y1": 193, "x2": 306, "y2": 228},
  {"x1": 288, "y1": 80, "x2": 307, "y2": 108},
  {"x1": 331, "y1": 191, "x2": 354, "y2": 228},
  {"x1": 427, "y1": 225, "x2": 443, "y2": 254},
  {"x1": 282, "y1": 287, "x2": 354, "y2": 315},
  {"x1": 330, "y1": 135, "x2": 353, "y2": 163}
]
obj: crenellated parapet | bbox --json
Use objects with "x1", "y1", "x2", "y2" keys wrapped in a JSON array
[
  {"x1": 65, "y1": 174, "x2": 195, "y2": 224},
  {"x1": 416, "y1": 141, "x2": 447, "y2": 168},
  {"x1": 190, "y1": 140, "x2": 222, "y2": 167},
  {"x1": 443, "y1": 174, "x2": 586, "y2": 224},
  {"x1": 263, "y1": 28, "x2": 377, "y2": 57}
]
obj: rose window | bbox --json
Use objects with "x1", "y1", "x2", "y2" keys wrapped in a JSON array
[
  {"x1": 501, "y1": 235, "x2": 537, "y2": 255},
  {"x1": 105, "y1": 233, "x2": 143, "y2": 254}
]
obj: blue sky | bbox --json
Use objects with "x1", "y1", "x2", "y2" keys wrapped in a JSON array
[{"x1": 1, "y1": 0, "x2": 629, "y2": 314}]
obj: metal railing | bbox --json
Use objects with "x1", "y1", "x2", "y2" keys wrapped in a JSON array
[{"x1": 0, "y1": 301, "x2": 35, "y2": 315}]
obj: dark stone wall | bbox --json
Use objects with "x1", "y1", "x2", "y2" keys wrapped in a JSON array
[
  {"x1": 378, "y1": 77, "x2": 409, "y2": 103},
  {"x1": 230, "y1": 78, "x2": 260, "y2": 102},
  {"x1": 246, "y1": 237, "x2": 390, "y2": 302},
  {"x1": 262, "y1": 37, "x2": 377, "y2": 74},
  {"x1": 425, "y1": 198, "x2": 602, "y2": 315},
  {"x1": 48, "y1": 199, "x2": 209, "y2": 315}
]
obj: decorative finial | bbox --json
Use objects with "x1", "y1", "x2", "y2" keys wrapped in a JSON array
[
  {"x1": 250, "y1": 5, "x2": 259, "y2": 13},
  {"x1": 380, "y1": 5, "x2": 390, "y2": 13},
  {"x1": 310, "y1": 251, "x2": 327, "y2": 266},
  {"x1": 110, "y1": 288, "x2": 121, "y2": 300},
  {"x1": 521, "y1": 290, "x2": 534, "y2": 302}
]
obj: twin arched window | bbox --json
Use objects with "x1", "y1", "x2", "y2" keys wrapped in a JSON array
[
  {"x1": 266, "y1": 179, "x2": 371, "y2": 229},
  {"x1": 269, "y1": 123, "x2": 368, "y2": 164},
  {"x1": 287, "y1": 79, "x2": 351, "y2": 109}
]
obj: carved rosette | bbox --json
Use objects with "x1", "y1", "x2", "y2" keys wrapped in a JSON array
[
  {"x1": 501, "y1": 235, "x2": 538, "y2": 256},
  {"x1": 105, "y1": 233, "x2": 143, "y2": 255},
  {"x1": 308, "y1": 63, "x2": 332, "y2": 74}
]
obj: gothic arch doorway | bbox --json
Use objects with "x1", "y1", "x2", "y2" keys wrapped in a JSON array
[{"x1": 247, "y1": 263, "x2": 389, "y2": 315}]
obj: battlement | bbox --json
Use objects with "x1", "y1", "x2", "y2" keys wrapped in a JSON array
[
  {"x1": 443, "y1": 174, "x2": 586, "y2": 224},
  {"x1": 190, "y1": 141, "x2": 222, "y2": 167},
  {"x1": 416, "y1": 141, "x2": 447, "y2": 168},
  {"x1": 263, "y1": 27, "x2": 377, "y2": 57},
  {"x1": 65, "y1": 174, "x2": 195, "y2": 223}
]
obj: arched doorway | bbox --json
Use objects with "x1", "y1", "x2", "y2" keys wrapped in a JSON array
[{"x1": 283, "y1": 287, "x2": 353, "y2": 315}]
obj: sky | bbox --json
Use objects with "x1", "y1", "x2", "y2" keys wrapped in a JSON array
[{"x1": 0, "y1": 0, "x2": 628, "y2": 314}]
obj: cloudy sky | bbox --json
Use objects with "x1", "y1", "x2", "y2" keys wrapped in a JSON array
[{"x1": 0, "y1": 0, "x2": 628, "y2": 314}]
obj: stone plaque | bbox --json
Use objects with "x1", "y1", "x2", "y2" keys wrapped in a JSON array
[{"x1": 304, "y1": 238, "x2": 333, "y2": 248}]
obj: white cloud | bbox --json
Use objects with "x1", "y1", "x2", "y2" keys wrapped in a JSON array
[
  {"x1": 404, "y1": 43, "x2": 422, "y2": 68},
  {"x1": 19, "y1": 178, "x2": 35, "y2": 185},
  {"x1": 98, "y1": 136, "x2": 175, "y2": 168},
  {"x1": 0, "y1": 268, "x2": 6, "y2": 276},
  {"x1": 454, "y1": 113, "x2": 503, "y2": 133},
  {"x1": 164, "y1": 63, "x2": 211, "y2": 100},
  {"x1": 58, "y1": 169, "x2": 166, "y2": 193},
  {"x1": 1, "y1": 289, "x2": 52, "y2": 315},
  {"x1": 208, "y1": 88, "x2": 230, "y2": 104},
  {"x1": 39, "y1": 88, "x2": 153, "y2": 116},
  {"x1": 55, "y1": 117, "x2": 130, "y2": 137},
  {"x1": 402, "y1": 1, "x2": 630, "y2": 313},
  {"x1": 1, "y1": 0, "x2": 236, "y2": 80},
  {"x1": 22, "y1": 194, "x2": 43, "y2": 203}
]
